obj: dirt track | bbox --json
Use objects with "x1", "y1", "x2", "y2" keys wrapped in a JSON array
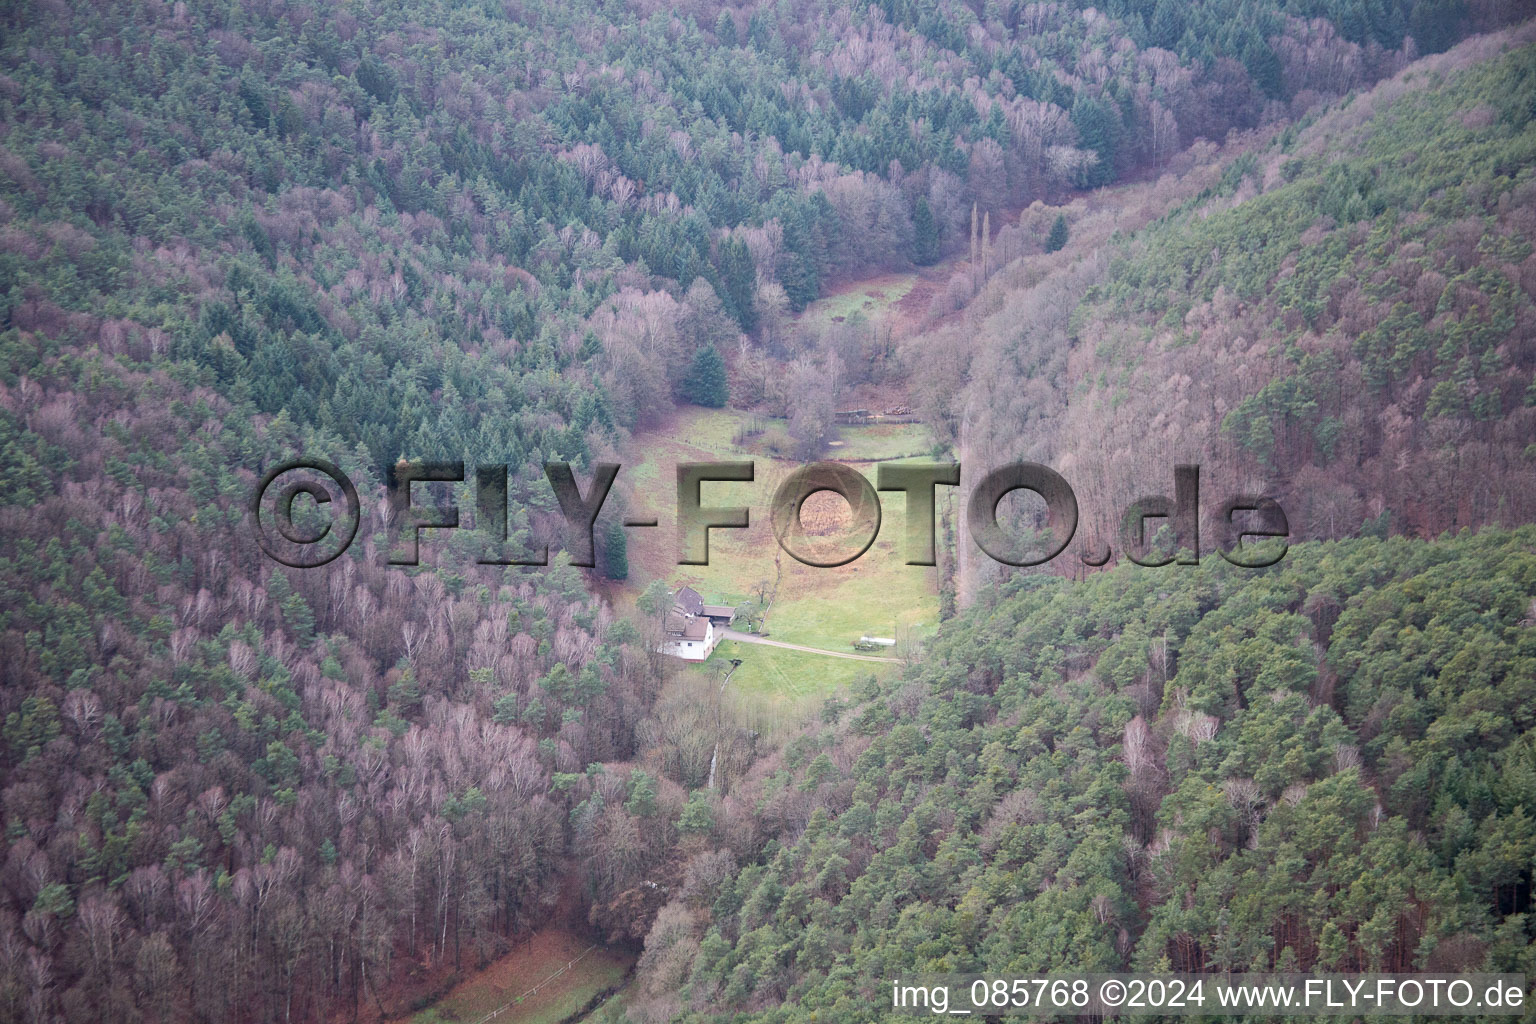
[{"x1": 719, "y1": 628, "x2": 896, "y2": 663}]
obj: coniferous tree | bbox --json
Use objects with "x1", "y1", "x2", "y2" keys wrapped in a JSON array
[
  {"x1": 1243, "y1": 37, "x2": 1285, "y2": 98},
  {"x1": 602, "y1": 519, "x2": 629, "y2": 580},
  {"x1": 1046, "y1": 214, "x2": 1069, "y2": 252},
  {"x1": 1150, "y1": 0, "x2": 1186, "y2": 48},
  {"x1": 913, "y1": 197, "x2": 939, "y2": 265},
  {"x1": 677, "y1": 791, "x2": 715, "y2": 833},
  {"x1": 681, "y1": 345, "x2": 729, "y2": 407},
  {"x1": 1071, "y1": 95, "x2": 1121, "y2": 187},
  {"x1": 1410, "y1": 0, "x2": 1466, "y2": 53},
  {"x1": 714, "y1": 8, "x2": 737, "y2": 46},
  {"x1": 717, "y1": 237, "x2": 758, "y2": 333}
]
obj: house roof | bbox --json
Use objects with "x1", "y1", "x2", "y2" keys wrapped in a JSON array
[
  {"x1": 682, "y1": 617, "x2": 709, "y2": 640},
  {"x1": 673, "y1": 586, "x2": 703, "y2": 617},
  {"x1": 701, "y1": 604, "x2": 735, "y2": 619}
]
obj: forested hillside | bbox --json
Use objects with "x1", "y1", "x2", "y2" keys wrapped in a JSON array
[
  {"x1": 928, "y1": 27, "x2": 1536, "y2": 601},
  {"x1": 0, "y1": 0, "x2": 1530, "y2": 1020},
  {"x1": 629, "y1": 527, "x2": 1536, "y2": 1022}
]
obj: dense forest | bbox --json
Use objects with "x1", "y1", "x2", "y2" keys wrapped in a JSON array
[
  {"x1": 919, "y1": 26, "x2": 1536, "y2": 601},
  {"x1": 0, "y1": 0, "x2": 1532, "y2": 1020},
  {"x1": 629, "y1": 527, "x2": 1536, "y2": 1022}
]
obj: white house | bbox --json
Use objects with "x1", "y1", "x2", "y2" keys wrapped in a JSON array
[{"x1": 658, "y1": 587, "x2": 733, "y2": 661}]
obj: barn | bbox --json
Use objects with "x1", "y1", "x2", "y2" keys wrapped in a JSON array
[{"x1": 658, "y1": 587, "x2": 734, "y2": 660}]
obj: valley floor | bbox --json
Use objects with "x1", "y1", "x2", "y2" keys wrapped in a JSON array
[{"x1": 393, "y1": 929, "x2": 633, "y2": 1024}]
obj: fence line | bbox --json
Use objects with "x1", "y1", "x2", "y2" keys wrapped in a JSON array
[{"x1": 468, "y1": 943, "x2": 599, "y2": 1024}]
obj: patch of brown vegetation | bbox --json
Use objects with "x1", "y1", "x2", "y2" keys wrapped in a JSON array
[{"x1": 796, "y1": 489, "x2": 854, "y2": 536}]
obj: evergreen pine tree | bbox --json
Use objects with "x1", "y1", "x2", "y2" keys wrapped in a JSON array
[
  {"x1": 678, "y1": 790, "x2": 716, "y2": 833},
  {"x1": 717, "y1": 237, "x2": 758, "y2": 333},
  {"x1": 1409, "y1": 0, "x2": 1465, "y2": 54},
  {"x1": 681, "y1": 345, "x2": 729, "y2": 407},
  {"x1": 1070, "y1": 95, "x2": 1121, "y2": 187},
  {"x1": 601, "y1": 518, "x2": 629, "y2": 580},
  {"x1": 625, "y1": 769, "x2": 658, "y2": 817},
  {"x1": 1149, "y1": 0, "x2": 1186, "y2": 49},
  {"x1": 913, "y1": 197, "x2": 939, "y2": 265},
  {"x1": 1046, "y1": 214, "x2": 1069, "y2": 252},
  {"x1": 1242, "y1": 38, "x2": 1284, "y2": 98},
  {"x1": 779, "y1": 248, "x2": 818, "y2": 310},
  {"x1": 714, "y1": 8, "x2": 737, "y2": 46}
]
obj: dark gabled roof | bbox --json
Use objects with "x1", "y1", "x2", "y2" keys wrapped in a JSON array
[
  {"x1": 682, "y1": 617, "x2": 709, "y2": 640},
  {"x1": 701, "y1": 604, "x2": 735, "y2": 619},
  {"x1": 673, "y1": 586, "x2": 703, "y2": 617},
  {"x1": 664, "y1": 612, "x2": 689, "y2": 636}
]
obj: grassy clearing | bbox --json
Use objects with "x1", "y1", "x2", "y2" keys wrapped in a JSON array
[
  {"x1": 796, "y1": 271, "x2": 918, "y2": 332},
  {"x1": 406, "y1": 930, "x2": 632, "y2": 1024},
  {"x1": 824, "y1": 421, "x2": 935, "y2": 461},
  {"x1": 620, "y1": 411, "x2": 941, "y2": 646},
  {"x1": 617, "y1": 407, "x2": 946, "y2": 711},
  {"x1": 684, "y1": 640, "x2": 893, "y2": 727}
]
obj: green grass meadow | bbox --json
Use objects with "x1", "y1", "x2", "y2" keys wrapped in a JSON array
[
  {"x1": 794, "y1": 271, "x2": 918, "y2": 333},
  {"x1": 618, "y1": 407, "x2": 948, "y2": 712}
]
